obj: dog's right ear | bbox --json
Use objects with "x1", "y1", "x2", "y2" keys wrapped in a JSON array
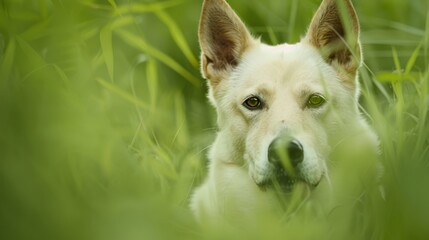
[
  {"x1": 199, "y1": 0, "x2": 255, "y2": 86},
  {"x1": 304, "y1": 0, "x2": 362, "y2": 80}
]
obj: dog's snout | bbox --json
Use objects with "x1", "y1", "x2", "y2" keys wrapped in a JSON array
[
  {"x1": 268, "y1": 138, "x2": 304, "y2": 168},
  {"x1": 266, "y1": 138, "x2": 305, "y2": 191}
]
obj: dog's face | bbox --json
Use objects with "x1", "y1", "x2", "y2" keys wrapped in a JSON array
[{"x1": 199, "y1": 0, "x2": 362, "y2": 191}]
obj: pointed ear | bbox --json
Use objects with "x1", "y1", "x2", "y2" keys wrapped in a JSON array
[
  {"x1": 304, "y1": 0, "x2": 362, "y2": 79},
  {"x1": 199, "y1": 0, "x2": 256, "y2": 86}
]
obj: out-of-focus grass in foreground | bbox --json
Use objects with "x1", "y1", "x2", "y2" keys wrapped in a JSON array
[{"x1": 0, "y1": 0, "x2": 428, "y2": 239}]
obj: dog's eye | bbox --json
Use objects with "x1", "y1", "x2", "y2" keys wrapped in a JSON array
[
  {"x1": 307, "y1": 94, "x2": 326, "y2": 108},
  {"x1": 243, "y1": 96, "x2": 262, "y2": 110}
]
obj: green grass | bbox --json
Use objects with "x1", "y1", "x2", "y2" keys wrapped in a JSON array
[{"x1": 0, "y1": 0, "x2": 428, "y2": 239}]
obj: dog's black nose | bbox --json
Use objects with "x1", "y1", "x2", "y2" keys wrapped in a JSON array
[
  {"x1": 287, "y1": 140, "x2": 304, "y2": 166},
  {"x1": 268, "y1": 138, "x2": 304, "y2": 168}
]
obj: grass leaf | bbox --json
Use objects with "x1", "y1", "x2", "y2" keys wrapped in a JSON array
[
  {"x1": 173, "y1": 92, "x2": 189, "y2": 148},
  {"x1": 116, "y1": 0, "x2": 184, "y2": 15},
  {"x1": 425, "y1": 11, "x2": 429, "y2": 65},
  {"x1": 100, "y1": 16, "x2": 134, "y2": 81},
  {"x1": 392, "y1": 47, "x2": 402, "y2": 72},
  {"x1": 115, "y1": 29, "x2": 200, "y2": 86},
  {"x1": 287, "y1": 0, "x2": 298, "y2": 42},
  {"x1": 376, "y1": 72, "x2": 415, "y2": 82},
  {"x1": 100, "y1": 26, "x2": 114, "y2": 81},
  {"x1": 155, "y1": 10, "x2": 199, "y2": 68},
  {"x1": 147, "y1": 59, "x2": 158, "y2": 109},
  {"x1": 96, "y1": 77, "x2": 150, "y2": 110},
  {"x1": 405, "y1": 41, "x2": 423, "y2": 74},
  {"x1": 267, "y1": 27, "x2": 279, "y2": 45},
  {"x1": 0, "y1": 37, "x2": 16, "y2": 83},
  {"x1": 107, "y1": 0, "x2": 118, "y2": 11},
  {"x1": 16, "y1": 36, "x2": 46, "y2": 67}
]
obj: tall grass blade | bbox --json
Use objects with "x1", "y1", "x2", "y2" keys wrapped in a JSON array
[
  {"x1": 425, "y1": 11, "x2": 429, "y2": 66},
  {"x1": 287, "y1": 0, "x2": 298, "y2": 42},
  {"x1": 392, "y1": 47, "x2": 402, "y2": 73},
  {"x1": 405, "y1": 41, "x2": 423, "y2": 75},
  {"x1": 107, "y1": 0, "x2": 118, "y2": 12},
  {"x1": 16, "y1": 36, "x2": 45, "y2": 67},
  {"x1": 156, "y1": 10, "x2": 199, "y2": 68},
  {"x1": 100, "y1": 16, "x2": 134, "y2": 81},
  {"x1": 115, "y1": 29, "x2": 200, "y2": 86},
  {"x1": 20, "y1": 19, "x2": 49, "y2": 41},
  {"x1": 414, "y1": 72, "x2": 429, "y2": 157},
  {"x1": 0, "y1": 37, "x2": 16, "y2": 84},
  {"x1": 267, "y1": 27, "x2": 279, "y2": 45},
  {"x1": 391, "y1": 48, "x2": 405, "y2": 154},
  {"x1": 100, "y1": 27, "x2": 114, "y2": 81},
  {"x1": 96, "y1": 77, "x2": 150, "y2": 110},
  {"x1": 116, "y1": 0, "x2": 184, "y2": 15},
  {"x1": 38, "y1": 0, "x2": 48, "y2": 18},
  {"x1": 51, "y1": 64, "x2": 71, "y2": 85},
  {"x1": 146, "y1": 59, "x2": 158, "y2": 110},
  {"x1": 173, "y1": 92, "x2": 189, "y2": 148}
]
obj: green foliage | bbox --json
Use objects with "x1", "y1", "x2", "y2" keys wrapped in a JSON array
[{"x1": 0, "y1": 0, "x2": 428, "y2": 239}]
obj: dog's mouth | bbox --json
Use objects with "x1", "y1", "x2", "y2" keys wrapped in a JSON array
[
  {"x1": 257, "y1": 168, "x2": 319, "y2": 193},
  {"x1": 273, "y1": 170, "x2": 320, "y2": 193},
  {"x1": 272, "y1": 171, "x2": 301, "y2": 192}
]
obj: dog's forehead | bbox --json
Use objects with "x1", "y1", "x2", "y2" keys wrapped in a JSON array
[
  {"x1": 273, "y1": 43, "x2": 301, "y2": 52},
  {"x1": 237, "y1": 43, "x2": 324, "y2": 87}
]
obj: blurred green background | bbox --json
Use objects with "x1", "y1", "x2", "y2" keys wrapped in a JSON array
[{"x1": 0, "y1": 0, "x2": 428, "y2": 239}]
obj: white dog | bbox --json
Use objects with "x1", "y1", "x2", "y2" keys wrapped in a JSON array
[{"x1": 191, "y1": 0, "x2": 379, "y2": 223}]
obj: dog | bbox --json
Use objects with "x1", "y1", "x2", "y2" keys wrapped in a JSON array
[{"x1": 191, "y1": 0, "x2": 379, "y2": 223}]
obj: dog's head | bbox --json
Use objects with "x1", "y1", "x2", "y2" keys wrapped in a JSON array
[{"x1": 199, "y1": 0, "x2": 363, "y2": 191}]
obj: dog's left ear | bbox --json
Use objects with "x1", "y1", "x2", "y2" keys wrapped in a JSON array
[
  {"x1": 304, "y1": 0, "x2": 362, "y2": 80},
  {"x1": 199, "y1": 0, "x2": 256, "y2": 87}
]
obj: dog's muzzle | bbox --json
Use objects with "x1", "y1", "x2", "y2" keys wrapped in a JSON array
[{"x1": 261, "y1": 136, "x2": 310, "y2": 192}]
